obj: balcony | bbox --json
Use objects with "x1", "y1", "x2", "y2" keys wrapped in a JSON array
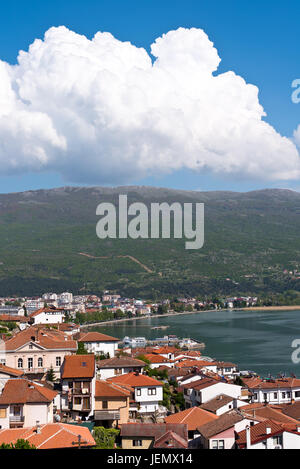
[
  {"x1": 94, "y1": 410, "x2": 121, "y2": 421},
  {"x1": 10, "y1": 415, "x2": 24, "y2": 422},
  {"x1": 9, "y1": 415, "x2": 25, "y2": 427}
]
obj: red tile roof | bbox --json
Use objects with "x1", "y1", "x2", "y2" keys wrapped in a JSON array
[
  {"x1": 0, "y1": 423, "x2": 95, "y2": 449},
  {"x1": 0, "y1": 314, "x2": 29, "y2": 323},
  {"x1": 144, "y1": 353, "x2": 170, "y2": 364},
  {"x1": 239, "y1": 403, "x2": 300, "y2": 424},
  {"x1": 165, "y1": 406, "x2": 218, "y2": 431},
  {"x1": 4, "y1": 326, "x2": 77, "y2": 351},
  {"x1": 108, "y1": 372, "x2": 162, "y2": 388},
  {"x1": 236, "y1": 420, "x2": 286, "y2": 447},
  {"x1": 175, "y1": 359, "x2": 210, "y2": 369},
  {"x1": 96, "y1": 356, "x2": 145, "y2": 368},
  {"x1": 78, "y1": 332, "x2": 119, "y2": 342},
  {"x1": 95, "y1": 380, "x2": 131, "y2": 398},
  {"x1": 0, "y1": 379, "x2": 57, "y2": 405},
  {"x1": 197, "y1": 410, "x2": 244, "y2": 438},
  {"x1": 61, "y1": 354, "x2": 95, "y2": 379},
  {"x1": 120, "y1": 422, "x2": 188, "y2": 448},
  {"x1": 244, "y1": 376, "x2": 300, "y2": 390},
  {"x1": 181, "y1": 377, "x2": 219, "y2": 391},
  {"x1": 0, "y1": 364, "x2": 24, "y2": 377}
]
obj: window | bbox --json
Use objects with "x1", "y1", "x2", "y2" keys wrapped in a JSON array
[
  {"x1": 74, "y1": 397, "x2": 81, "y2": 405},
  {"x1": 282, "y1": 392, "x2": 286, "y2": 399},
  {"x1": 17, "y1": 358, "x2": 23, "y2": 368},
  {"x1": 136, "y1": 388, "x2": 141, "y2": 396},
  {"x1": 114, "y1": 368, "x2": 122, "y2": 375},
  {"x1": 133, "y1": 439, "x2": 142, "y2": 447},
  {"x1": 253, "y1": 393, "x2": 258, "y2": 400},
  {"x1": 148, "y1": 388, "x2": 157, "y2": 396},
  {"x1": 295, "y1": 391, "x2": 300, "y2": 398},
  {"x1": 56, "y1": 357, "x2": 61, "y2": 367},
  {"x1": 38, "y1": 358, "x2": 43, "y2": 368},
  {"x1": 0, "y1": 408, "x2": 6, "y2": 418},
  {"x1": 211, "y1": 440, "x2": 225, "y2": 449},
  {"x1": 28, "y1": 358, "x2": 33, "y2": 369},
  {"x1": 273, "y1": 436, "x2": 283, "y2": 446},
  {"x1": 102, "y1": 401, "x2": 108, "y2": 409},
  {"x1": 287, "y1": 392, "x2": 291, "y2": 398},
  {"x1": 263, "y1": 393, "x2": 268, "y2": 402},
  {"x1": 13, "y1": 406, "x2": 21, "y2": 416},
  {"x1": 274, "y1": 392, "x2": 278, "y2": 399}
]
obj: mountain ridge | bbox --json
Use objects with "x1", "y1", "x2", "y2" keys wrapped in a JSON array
[{"x1": 0, "y1": 185, "x2": 299, "y2": 298}]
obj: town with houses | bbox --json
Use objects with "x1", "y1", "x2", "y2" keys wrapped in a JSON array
[{"x1": 0, "y1": 290, "x2": 300, "y2": 450}]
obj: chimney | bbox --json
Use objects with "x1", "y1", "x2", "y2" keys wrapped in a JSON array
[
  {"x1": 36, "y1": 421, "x2": 41, "y2": 434},
  {"x1": 246, "y1": 425, "x2": 251, "y2": 449},
  {"x1": 297, "y1": 426, "x2": 300, "y2": 433},
  {"x1": 266, "y1": 426, "x2": 271, "y2": 435}
]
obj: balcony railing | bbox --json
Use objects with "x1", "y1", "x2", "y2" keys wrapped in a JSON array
[
  {"x1": 94, "y1": 410, "x2": 120, "y2": 421},
  {"x1": 9, "y1": 416, "x2": 24, "y2": 423}
]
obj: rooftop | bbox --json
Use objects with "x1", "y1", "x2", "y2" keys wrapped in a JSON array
[
  {"x1": 0, "y1": 423, "x2": 95, "y2": 449},
  {"x1": 165, "y1": 406, "x2": 218, "y2": 431},
  {"x1": 61, "y1": 354, "x2": 95, "y2": 379},
  {"x1": 0, "y1": 379, "x2": 57, "y2": 405}
]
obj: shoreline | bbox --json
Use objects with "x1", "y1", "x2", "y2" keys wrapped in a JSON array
[{"x1": 80, "y1": 304, "x2": 300, "y2": 328}]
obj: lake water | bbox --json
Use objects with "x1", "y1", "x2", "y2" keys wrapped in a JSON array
[{"x1": 90, "y1": 309, "x2": 300, "y2": 378}]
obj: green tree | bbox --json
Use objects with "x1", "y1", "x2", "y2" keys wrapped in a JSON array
[
  {"x1": 0, "y1": 439, "x2": 36, "y2": 449},
  {"x1": 76, "y1": 342, "x2": 88, "y2": 354},
  {"x1": 46, "y1": 365, "x2": 56, "y2": 382},
  {"x1": 93, "y1": 427, "x2": 119, "y2": 449}
]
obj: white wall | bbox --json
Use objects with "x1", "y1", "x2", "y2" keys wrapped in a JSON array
[
  {"x1": 200, "y1": 383, "x2": 242, "y2": 404},
  {"x1": 134, "y1": 386, "x2": 163, "y2": 413},
  {"x1": 85, "y1": 341, "x2": 118, "y2": 358}
]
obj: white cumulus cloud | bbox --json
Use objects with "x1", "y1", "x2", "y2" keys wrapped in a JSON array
[{"x1": 0, "y1": 25, "x2": 299, "y2": 183}]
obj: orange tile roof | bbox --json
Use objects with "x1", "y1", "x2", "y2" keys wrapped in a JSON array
[
  {"x1": 175, "y1": 359, "x2": 213, "y2": 369},
  {"x1": 0, "y1": 364, "x2": 24, "y2": 377},
  {"x1": 240, "y1": 403, "x2": 299, "y2": 424},
  {"x1": 108, "y1": 372, "x2": 162, "y2": 388},
  {"x1": 165, "y1": 406, "x2": 218, "y2": 431},
  {"x1": 95, "y1": 380, "x2": 131, "y2": 398},
  {"x1": 61, "y1": 354, "x2": 95, "y2": 379},
  {"x1": 144, "y1": 353, "x2": 170, "y2": 364},
  {"x1": 0, "y1": 379, "x2": 57, "y2": 405},
  {"x1": 0, "y1": 423, "x2": 95, "y2": 449},
  {"x1": 78, "y1": 331, "x2": 119, "y2": 342},
  {"x1": 153, "y1": 347, "x2": 178, "y2": 354},
  {"x1": 174, "y1": 350, "x2": 202, "y2": 358},
  {"x1": 4, "y1": 326, "x2": 77, "y2": 351},
  {"x1": 244, "y1": 376, "x2": 300, "y2": 389}
]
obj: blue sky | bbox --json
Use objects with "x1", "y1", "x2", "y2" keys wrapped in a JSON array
[{"x1": 0, "y1": 0, "x2": 299, "y2": 193}]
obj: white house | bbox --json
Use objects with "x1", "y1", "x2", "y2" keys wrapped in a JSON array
[
  {"x1": 197, "y1": 409, "x2": 257, "y2": 449},
  {"x1": 182, "y1": 377, "x2": 242, "y2": 408},
  {"x1": 77, "y1": 332, "x2": 120, "y2": 358},
  {"x1": 59, "y1": 292, "x2": 73, "y2": 304},
  {"x1": 236, "y1": 420, "x2": 300, "y2": 449},
  {"x1": 244, "y1": 377, "x2": 300, "y2": 405},
  {"x1": 108, "y1": 372, "x2": 164, "y2": 415},
  {"x1": 60, "y1": 354, "x2": 96, "y2": 420},
  {"x1": 0, "y1": 378, "x2": 57, "y2": 429},
  {"x1": 29, "y1": 307, "x2": 66, "y2": 325}
]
